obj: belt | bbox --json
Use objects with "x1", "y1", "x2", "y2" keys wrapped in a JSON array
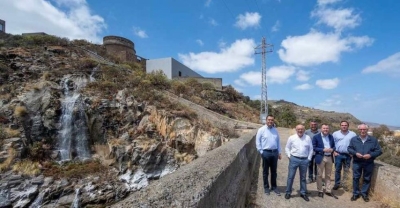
[
  {"x1": 263, "y1": 149, "x2": 278, "y2": 152},
  {"x1": 337, "y1": 152, "x2": 350, "y2": 155},
  {"x1": 324, "y1": 154, "x2": 331, "y2": 157},
  {"x1": 291, "y1": 155, "x2": 307, "y2": 160}
]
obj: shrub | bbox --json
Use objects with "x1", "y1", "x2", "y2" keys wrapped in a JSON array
[
  {"x1": 146, "y1": 70, "x2": 171, "y2": 90},
  {"x1": 79, "y1": 58, "x2": 98, "y2": 69},
  {"x1": 201, "y1": 82, "x2": 215, "y2": 90},
  {"x1": 171, "y1": 80, "x2": 188, "y2": 95},
  {"x1": 12, "y1": 160, "x2": 41, "y2": 176},
  {"x1": 43, "y1": 161, "x2": 104, "y2": 179},
  {"x1": 14, "y1": 106, "x2": 28, "y2": 117},
  {"x1": 4, "y1": 128, "x2": 20, "y2": 138},
  {"x1": 0, "y1": 148, "x2": 16, "y2": 172}
]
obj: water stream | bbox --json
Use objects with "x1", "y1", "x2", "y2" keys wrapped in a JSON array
[
  {"x1": 71, "y1": 188, "x2": 80, "y2": 208},
  {"x1": 57, "y1": 75, "x2": 90, "y2": 161}
]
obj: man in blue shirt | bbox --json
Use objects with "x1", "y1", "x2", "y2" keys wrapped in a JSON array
[
  {"x1": 332, "y1": 121, "x2": 356, "y2": 191},
  {"x1": 305, "y1": 120, "x2": 320, "y2": 183},
  {"x1": 256, "y1": 115, "x2": 282, "y2": 196}
]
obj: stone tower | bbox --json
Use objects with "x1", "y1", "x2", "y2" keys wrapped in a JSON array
[
  {"x1": 0, "y1": 19, "x2": 5, "y2": 33},
  {"x1": 103, "y1": 36, "x2": 136, "y2": 62}
]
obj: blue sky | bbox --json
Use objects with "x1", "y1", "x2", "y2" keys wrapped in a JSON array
[{"x1": 1, "y1": 0, "x2": 400, "y2": 126}]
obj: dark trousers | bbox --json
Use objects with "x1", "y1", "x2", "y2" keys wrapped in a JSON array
[
  {"x1": 352, "y1": 161, "x2": 374, "y2": 197},
  {"x1": 334, "y1": 153, "x2": 351, "y2": 186},
  {"x1": 308, "y1": 154, "x2": 317, "y2": 179},
  {"x1": 262, "y1": 150, "x2": 278, "y2": 190}
]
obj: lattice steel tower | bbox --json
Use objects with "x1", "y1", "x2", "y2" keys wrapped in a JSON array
[{"x1": 255, "y1": 37, "x2": 273, "y2": 124}]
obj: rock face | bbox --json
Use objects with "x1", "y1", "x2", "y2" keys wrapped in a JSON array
[{"x1": 0, "y1": 45, "x2": 232, "y2": 207}]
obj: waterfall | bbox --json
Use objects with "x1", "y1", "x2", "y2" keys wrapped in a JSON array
[
  {"x1": 58, "y1": 75, "x2": 90, "y2": 161},
  {"x1": 71, "y1": 188, "x2": 80, "y2": 208},
  {"x1": 89, "y1": 66, "x2": 99, "y2": 82}
]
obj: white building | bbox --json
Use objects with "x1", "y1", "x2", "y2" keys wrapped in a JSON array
[{"x1": 146, "y1": 57, "x2": 202, "y2": 79}]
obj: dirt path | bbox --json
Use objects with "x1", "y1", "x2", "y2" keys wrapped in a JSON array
[{"x1": 250, "y1": 127, "x2": 383, "y2": 208}]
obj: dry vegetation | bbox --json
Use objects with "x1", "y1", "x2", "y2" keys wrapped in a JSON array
[
  {"x1": 0, "y1": 148, "x2": 16, "y2": 172},
  {"x1": 12, "y1": 160, "x2": 41, "y2": 176},
  {"x1": 43, "y1": 161, "x2": 105, "y2": 179}
]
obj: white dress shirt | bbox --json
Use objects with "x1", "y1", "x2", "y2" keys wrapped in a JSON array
[{"x1": 285, "y1": 133, "x2": 313, "y2": 160}]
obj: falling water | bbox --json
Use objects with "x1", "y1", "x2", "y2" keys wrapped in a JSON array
[
  {"x1": 71, "y1": 188, "x2": 80, "y2": 208},
  {"x1": 58, "y1": 75, "x2": 90, "y2": 161}
]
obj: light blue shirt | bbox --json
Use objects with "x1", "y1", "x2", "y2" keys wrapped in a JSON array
[
  {"x1": 256, "y1": 125, "x2": 281, "y2": 154},
  {"x1": 333, "y1": 130, "x2": 356, "y2": 153},
  {"x1": 321, "y1": 133, "x2": 331, "y2": 155}
]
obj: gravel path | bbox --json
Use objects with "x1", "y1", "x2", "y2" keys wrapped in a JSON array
[{"x1": 250, "y1": 127, "x2": 383, "y2": 208}]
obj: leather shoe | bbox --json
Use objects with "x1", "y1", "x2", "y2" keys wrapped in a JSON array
[
  {"x1": 301, "y1": 194, "x2": 310, "y2": 201},
  {"x1": 332, "y1": 185, "x2": 339, "y2": 190},
  {"x1": 285, "y1": 194, "x2": 291, "y2": 199},
  {"x1": 362, "y1": 195, "x2": 370, "y2": 202},
  {"x1": 351, "y1": 195, "x2": 359, "y2": 201},
  {"x1": 318, "y1": 192, "x2": 324, "y2": 198}
]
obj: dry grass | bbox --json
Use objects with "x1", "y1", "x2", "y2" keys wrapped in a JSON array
[
  {"x1": 93, "y1": 144, "x2": 111, "y2": 163},
  {"x1": 4, "y1": 127, "x2": 20, "y2": 138},
  {"x1": 0, "y1": 148, "x2": 16, "y2": 172},
  {"x1": 42, "y1": 71, "x2": 51, "y2": 81},
  {"x1": 43, "y1": 161, "x2": 104, "y2": 179},
  {"x1": 12, "y1": 160, "x2": 41, "y2": 176},
  {"x1": 174, "y1": 151, "x2": 196, "y2": 164},
  {"x1": 14, "y1": 105, "x2": 28, "y2": 117}
]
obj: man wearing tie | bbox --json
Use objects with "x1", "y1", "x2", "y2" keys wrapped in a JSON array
[
  {"x1": 256, "y1": 115, "x2": 282, "y2": 196},
  {"x1": 284, "y1": 124, "x2": 313, "y2": 201},
  {"x1": 312, "y1": 124, "x2": 335, "y2": 198}
]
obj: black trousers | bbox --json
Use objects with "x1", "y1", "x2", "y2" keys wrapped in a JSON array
[
  {"x1": 308, "y1": 154, "x2": 317, "y2": 179},
  {"x1": 262, "y1": 150, "x2": 279, "y2": 190}
]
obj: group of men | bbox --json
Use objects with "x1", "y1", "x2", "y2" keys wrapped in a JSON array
[{"x1": 256, "y1": 115, "x2": 382, "y2": 202}]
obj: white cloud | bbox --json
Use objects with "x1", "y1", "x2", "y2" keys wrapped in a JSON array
[
  {"x1": 271, "y1": 20, "x2": 280, "y2": 32},
  {"x1": 0, "y1": 0, "x2": 106, "y2": 43},
  {"x1": 196, "y1": 39, "x2": 204, "y2": 46},
  {"x1": 317, "y1": 0, "x2": 342, "y2": 6},
  {"x1": 362, "y1": 52, "x2": 400, "y2": 75},
  {"x1": 235, "y1": 12, "x2": 261, "y2": 30},
  {"x1": 266, "y1": 65, "x2": 296, "y2": 84},
  {"x1": 315, "y1": 78, "x2": 340, "y2": 89},
  {"x1": 278, "y1": 31, "x2": 373, "y2": 66},
  {"x1": 179, "y1": 39, "x2": 256, "y2": 74},
  {"x1": 318, "y1": 97, "x2": 342, "y2": 107},
  {"x1": 218, "y1": 39, "x2": 227, "y2": 48},
  {"x1": 238, "y1": 71, "x2": 262, "y2": 86},
  {"x1": 209, "y1": 18, "x2": 218, "y2": 26},
  {"x1": 294, "y1": 83, "x2": 313, "y2": 90},
  {"x1": 205, "y1": 0, "x2": 212, "y2": 7},
  {"x1": 133, "y1": 27, "x2": 148, "y2": 38},
  {"x1": 312, "y1": 8, "x2": 361, "y2": 32},
  {"x1": 296, "y1": 70, "x2": 310, "y2": 81},
  {"x1": 234, "y1": 79, "x2": 247, "y2": 87}
]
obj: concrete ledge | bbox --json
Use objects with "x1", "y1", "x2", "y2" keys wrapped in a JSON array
[
  {"x1": 111, "y1": 130, "x2": 259, "y2": 208},
  {"x1": 371, "y1": 160, "x2": 400, "y2": 204}
]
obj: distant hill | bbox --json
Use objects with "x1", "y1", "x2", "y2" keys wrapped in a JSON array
[
  {"x1": 268, "y1": 99, "x2": 362, "y2": 129},
  {"x1": 364, "y1": 122, "x2": 400, "y2": 131}
]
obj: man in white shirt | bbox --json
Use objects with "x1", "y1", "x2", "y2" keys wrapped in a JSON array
[{"x1": 284, "y1": 124, "x2": 313, "y2": 201}]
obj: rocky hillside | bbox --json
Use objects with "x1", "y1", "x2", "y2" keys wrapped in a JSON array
[
  {"x1": 0, "y1": 33, "x2": 364, "y2": 207},
  {"x1": 0, "y1": 34, "x2": 249, "y2": 207}
]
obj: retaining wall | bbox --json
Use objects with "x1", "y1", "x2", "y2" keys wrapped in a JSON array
[
  {"x1": 111, "y1": 130, "x2": 259, "y2": 208},
  {"x1": 371, "y1": 160, "x2": 400, "y2": 204}
]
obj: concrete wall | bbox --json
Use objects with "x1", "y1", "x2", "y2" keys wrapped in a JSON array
[
  {"x1": 171, "y1": 58, "x2": 202, "y2": 78},
  {"x1": 146, "y1": 57, "x2": 172, "y2": 78},
  {"x1": 112, "y1": 130, "x2": 259, "y2": 208},
  {"x1": 146, "y1": 57, "x2": 202, "y2": 79},
  {"x1": 371, "y1": 160, "x2": 400, "y2": 204},
  {"x1": 174, "y1": 77, "x2": 223, "y2": 90}
]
